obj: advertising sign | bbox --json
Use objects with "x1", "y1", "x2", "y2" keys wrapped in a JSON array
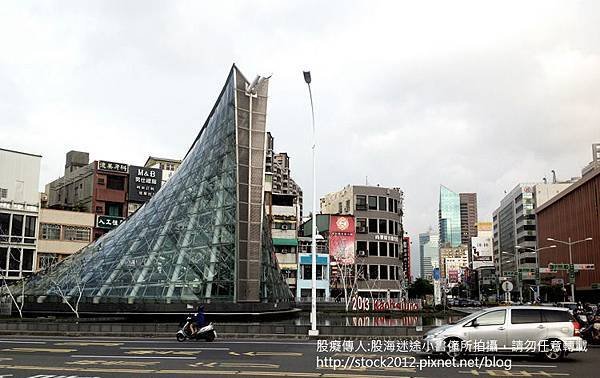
[
  {"x1": 448, "y1": 269, "x2": 459, "y2": 284},
  {"x1": 402, "y1": 236, "x2": 410, "y2": 281},
  {"x1": 328, "y1": 215, "x2": 355, "y2": 265},
  {"x1": 97, "y1": 160, "x2": 129, "y2": 174},
  {"x1": 471, "y1": 233, "x2": 493, "y2": 269},
  {"x1": 128, "y1": 165, "x2": 163, "y2": 203},
  {"x1": 96, "y1": 215, "x2": 125, "y2": 230}
]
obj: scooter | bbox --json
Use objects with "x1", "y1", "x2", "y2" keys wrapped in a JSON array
[
  {"x1": 581, "y1": 317, "x2": 600, "y2": 345},
  {"x1": 176, "y1": 315, "x2": 217, "y2": 342}
]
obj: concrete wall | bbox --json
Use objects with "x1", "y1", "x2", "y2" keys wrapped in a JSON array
[{"x1": 0, "y1": 149, "x2": 41, "y2": 205}]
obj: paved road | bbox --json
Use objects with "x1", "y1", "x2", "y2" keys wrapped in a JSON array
[{"x1": 0, "y1": 335, "x2": 598, "y2": 377}]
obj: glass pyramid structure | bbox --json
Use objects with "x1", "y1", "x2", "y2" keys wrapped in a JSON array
[{"x1": 23, "y1": 65, "x2": 292, "y2": 309}]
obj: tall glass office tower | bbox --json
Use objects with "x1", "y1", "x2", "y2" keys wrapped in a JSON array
[
  {"x1": 439, "y1": 185, "x2": 461, "y2": 248},
  {"x1": 21, "y1": 65, "x2": 292, "y2": 313}
]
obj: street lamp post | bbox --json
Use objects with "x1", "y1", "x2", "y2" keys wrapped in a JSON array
[
  {"x1": 547, "y1": 237, "x2": 593, "y2": 302},
  {"x1": 303, "y1": 71, "x2": 319, "y2": 337},
  {"x1": 515, "y1": 244, "x2": 556, "y2": 302}
]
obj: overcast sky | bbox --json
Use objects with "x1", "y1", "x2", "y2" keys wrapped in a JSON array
[{"x1": 2, "y1": 1, "x2": 600, "y2": 277}]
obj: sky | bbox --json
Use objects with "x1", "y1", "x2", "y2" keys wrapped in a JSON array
[{"x1": 2, "y1": 1, "x2": 600, "y2": 278}]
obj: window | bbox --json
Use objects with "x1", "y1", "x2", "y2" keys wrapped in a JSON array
[
  {"x1": 393, "y1": 199, "x2": 398, "y2": 213},
  {"x1": 379, "y1": 242, "x2": 388, "y2": 257},
  {"x1": 357, "y1": 241, "x2": 367, "y2": 256},
  {"x1": 106, "y1": 203, "x2": 122, "y2": 217},
  {"x1": 380, "y1": 265, "x2": 388, "y2": 279},
  {"x1": 8, "y1": 248, "x2": 20, "y2": 270},
  {"x1": 511, "y1": 309, "x2": 541, "y2": 324},
  {"x1": 41, "y1": 224, "x2": 61, "y2": 240},
  {"x1": 63, "y1": 226, "x2": 91, "y2": 242},
  {"x1": 368, "y1": 218, "x2": 378, "y2": 233},
  {"x1": 97, "y1": 178, "x2": 105, "y2": 185},
  {"x1": 368, "y1": 241, "x2": 378, "y2": 256},
  {"x1": 390, "y1": 267, "x2": 396, "y2": 280},
  {"x1": 0, "y1": 247, "x2": 7, "y2": 270},
  {"x1": 24, "y1": 216, "x2": 36, "y2": 243},
  {"x1": 474, "y1": 310, "x2": 506, "y2": 326},
  {"x1": 107, "y1": 175, "x2": 125, "y2": 190},
  {"x1": 369, "y1": 265, "x2": 378, "y2": 280},
  {"x1": 378, "y1": 196, "x2": 387, "y2": 211},
  {"x1": 11, "y1": 215, "x2": 23, "y2": 236},
  {"x1": 357, "y1": 264, "x2": 367, "y2": 280},
  {"x1": 368, "y1": 196, "x2": 377, "y2": 210},
  {"x1": 356, "y1": 195, "x2": 367, "y2": 211},
  {"x1": 22, "y1": 249, "x2": 34, "y2": 271},
  {"x1": 378, "y1": 219, "x2": 387, "y2": 234},
  {"x1": 542, "y1": 310, "x2": 571, "y2": 323},
  {"x1": 338, "y1": 202, "x2": 342, "y2": 213},
  {"x1": 0, "y1": 213, "x2": 9, "y2": 241},
  {"x1": 38, "y1": 253, "x2": 59, "y2": 270},
  {"x1": 302, "y1": 265, "x2": 312, "y2": 280},
  {"x1": 388, "y1": 220, "x2": 394, "y2": 235},
  {"x1": 356, "y1": 218, "x2": 367, "y2": 234},
  {"x1": 388, "y1": 197, "x2": 393, "y2": 212},
  {"x1": 345, "y1": 200, "x2": 350, "y2": 213},
  {"x1": 0, "y1": 188, "x2": 7, "y2": 199}
]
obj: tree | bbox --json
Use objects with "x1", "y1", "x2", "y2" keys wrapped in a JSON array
[{"x1": 408, "y1": 278, "x2": 434, "y2": 299}]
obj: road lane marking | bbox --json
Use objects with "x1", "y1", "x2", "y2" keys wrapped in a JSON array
[
  {"x1": 512, "y1": 364, "x2": 557, "y2": 368},
  {"x1": 56, "y1": 342, "x2": 123, "y2": 347},
  {"x1": 237, "y1": 372, "x2": 319, "y2": 377},
  {"x1": 229, "y1": 351, "x2": 303, "y2": 357},
  {"x1": 121, "y1": 346, "x2": 228, "y2": 350},
  {"x1": 71, "y1": 355, "x2": 196, "y2": 360},
  {"x1": 0, "y1": 364, "x2": 155, "y2": 374},
  {"x1": 155, "y1": 370, "x2": 238, "y2": 375},
  {"x1": 2, "y1": 347, "x2": 77, "y2": 353},
  {"x1": 0, "y1": 340, "x2": 46, "y2": 345},
  {"x1": 221, "y1": 362, "x2": 279, "y2": 369},
  {"x1": 126, "y1": 350, "x2": 199, "y2": 356},
  {"x1": 67, "y1": 360, "x2": 161, "y2": 367}
]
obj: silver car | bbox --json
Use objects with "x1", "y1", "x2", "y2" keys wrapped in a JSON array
[{"x1": 423, "y1": 306, "x2": 586, "y2": 361}]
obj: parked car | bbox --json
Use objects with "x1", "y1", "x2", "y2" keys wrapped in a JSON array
[{"x1": 423, "y1": 306, "x2": 586, "y2": 361}]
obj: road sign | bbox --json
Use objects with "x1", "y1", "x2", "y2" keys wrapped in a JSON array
[
  {"x1": 518, "y1": 268, "x2": 536, "y2": 272},
  {"x1": 502, "y1": 281, "x2": 514, "y2": 292},
  {"x1": 504, "y1": 271, "x2": 516, "y2": 277},
  {"x1": 569, "y1": 271, "x2": 576, "y2": 284},
  {"x1": 539, "y1": 267, "x2": 553, "y2": 273},
  {"x1": 574, "y1": 264, "x2": 595, "y2": 271}
]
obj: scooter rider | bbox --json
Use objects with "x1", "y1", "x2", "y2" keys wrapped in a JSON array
[{"x1": 189, "y1": 305, "x2": 206, "y2": 335}]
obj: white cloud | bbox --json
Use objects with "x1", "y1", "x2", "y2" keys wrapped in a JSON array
[{"x1": 1, "y1": 1, "x2": 599, "y2": 278}]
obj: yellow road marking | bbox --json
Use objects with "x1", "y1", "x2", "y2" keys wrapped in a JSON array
[{"x1": 2, "y1": 347, "x2": 77, "y2": 353}]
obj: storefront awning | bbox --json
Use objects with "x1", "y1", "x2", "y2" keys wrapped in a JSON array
[
  {"x1": 272, "y1": 238, "x2": 298, "y2": 246},
  {"x1": 278, "y1": 263, "x2": 298, "y2": 270}
]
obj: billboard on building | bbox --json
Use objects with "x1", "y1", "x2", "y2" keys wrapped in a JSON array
[
  {"x1": 471, "y1": 232, "x2": 494, "y2": 269},
  {"x1": 128, "y1": 165, "x2": 163, "y2": 203},
  {"x1": 402, "y1": 236, "x2": 411, "y2": 282},
  {"x1": 329, "y1": 215, "x2": 355, "y2": 265}
]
